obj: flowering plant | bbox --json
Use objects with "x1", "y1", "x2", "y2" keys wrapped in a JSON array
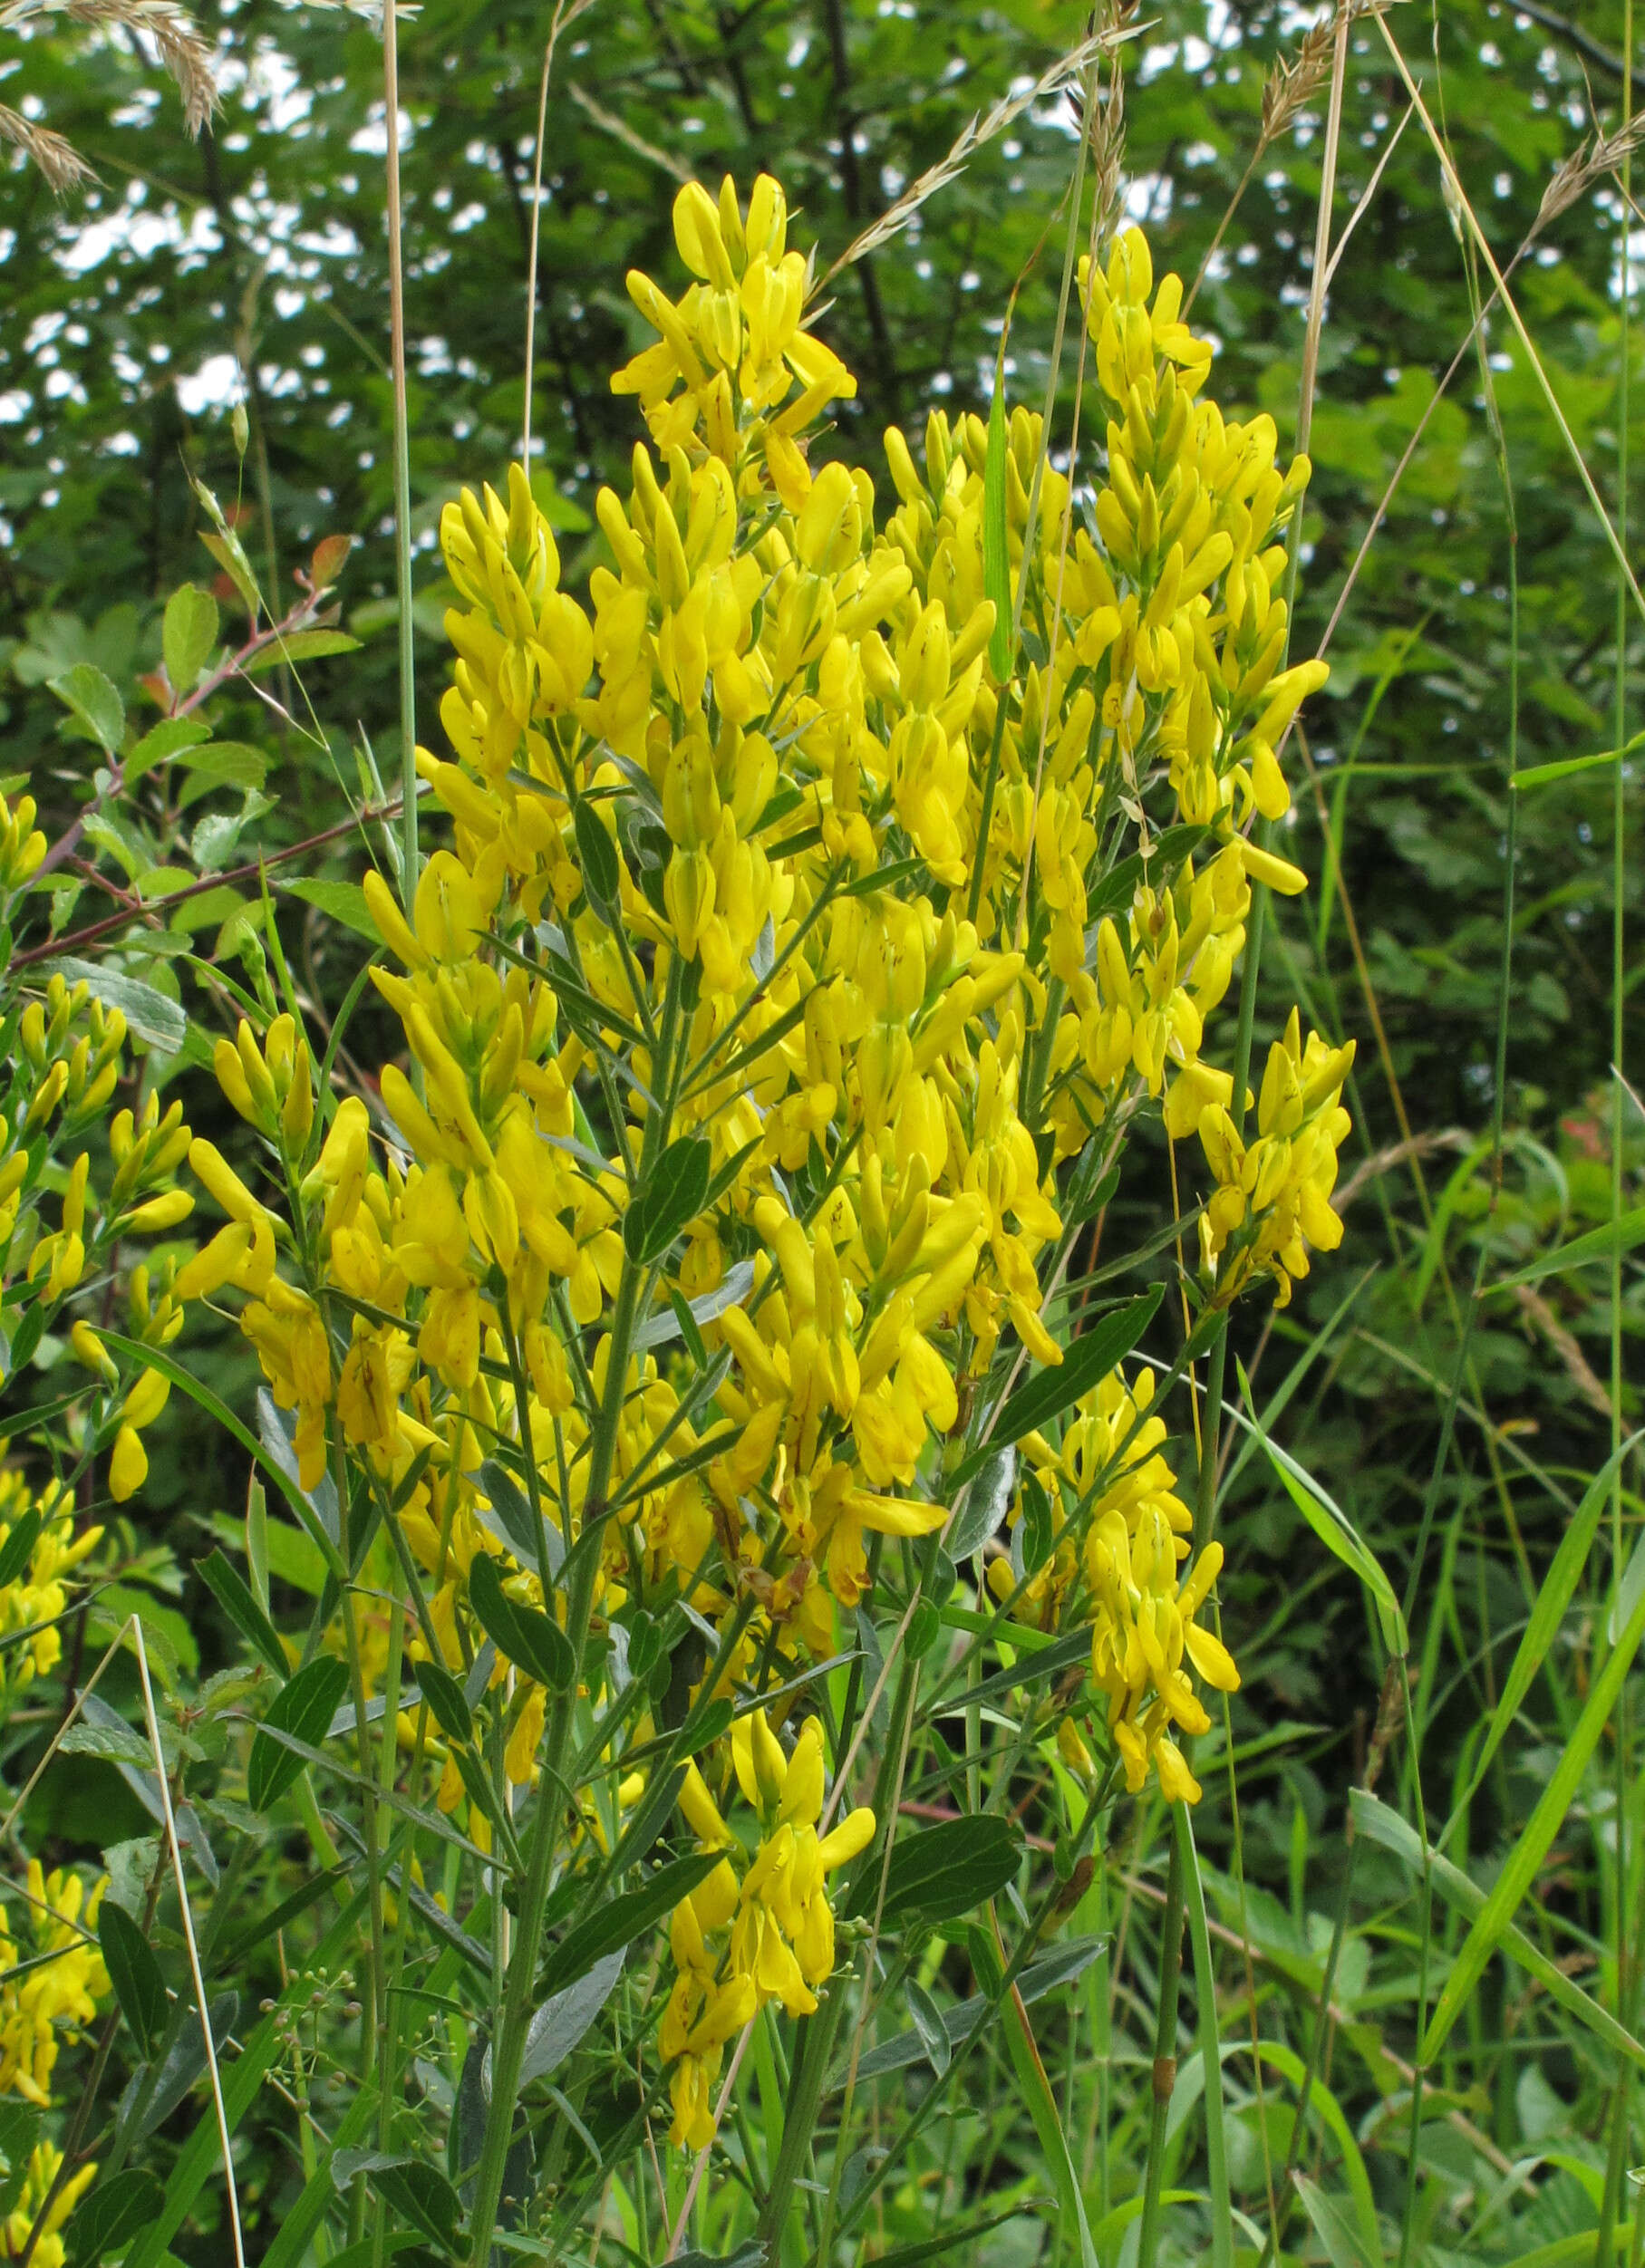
[{"x1": 0, "y1": 171, "x2": 1348, "y2": 2267}]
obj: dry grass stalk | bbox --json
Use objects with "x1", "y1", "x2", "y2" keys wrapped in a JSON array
[
  {"x1": 1536, "y1": 112, "x2": 1645, "y2": 235},
  {"x1": 1511, "y1": 1284, "x2": 1615, "y2": 1420},
  {"x1": 1333, "y1": 1128, "x2": 1470, "y2": 1213},
  {"x1": 1260, "y1": 0, "x2": 1394, "y2": 159},
  {"x1": 1086, "y1": 0, "x2": 1134, "y2": 256},
  {"x1": 567, "y1": 81, "x2": 692, "y2": 185},
  {"x1": 1, "y1": 0, "x2": 218, "y2": 134},
  {"x1": 0, "y1": 96, "x2": 94, "y2": 188},
  {"x1": 814, "y1": 19, "x2": 1130, "y2": 292}
]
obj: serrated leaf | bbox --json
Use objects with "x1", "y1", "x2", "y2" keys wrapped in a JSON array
[
  {"x1": 125, "y1": 716, "x2": 213, "y2": 783},
  {"x1": 248, "y1": 1655, "x2": 350, "y2": 1811},
  {"x1": 49, "y1": 662, "x2": 124, "y2": 756},
  {"x1": 176, "y1": 741, "x2": 269, "y2": 811},
  {"x1": 162, "y1": 584, "x2": 218, "y2": 699},
  {"x1": 100, "y1": 1901, "x2": 168, "y2": 2056}
]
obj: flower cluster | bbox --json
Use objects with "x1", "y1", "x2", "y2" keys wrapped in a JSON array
[
  {"x1": 0, "y1": 1864, "x2": 109, "y2": 2109},
  {"x1": 183, "y1": 180, "x2": 1349, "y2": 2149},
  {"x1": 0, "y1": 1466, "x2": 102, "y2": 1704},
  {"x1": 0, "y1": 2141, "x2": 96, "y2": 2268},
  {"x1": 663, "y1": 1712, "x2": 874, "y2": 2146}
]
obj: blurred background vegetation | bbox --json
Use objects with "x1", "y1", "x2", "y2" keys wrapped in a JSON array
[{"x1": 3, "y1": 0, "x2": 1643, "y2": 2256}]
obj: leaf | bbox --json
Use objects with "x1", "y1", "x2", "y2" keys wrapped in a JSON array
[
  {"x1": 0, "y1": 2103, "x2": 40, "y2": 2218},
  {"x1": 634, "y1": 1259, "x2": 756, "y2": 1352},
  {"x1": 283, "y1": 878, "x2": 382, "y2": 942},
  {"x1": 1235, "y1": 1362, "x2": 1408, "y2": 1656},
  {"x1": 99, "y1": 1901, "x2": 168, "y2": 2056},
  {"x1": 189, "y1": 474, "x2": 262, "y2": 619},
  {"x1": 905, "y1": 1979, "x2": 950, "y2": 2076},
  {"x1": 982, "y1": 364, "x2": 1011, "y2": 679},
  {"x1": 196, "y1": 1548, "x2": 288, "y2": 1682},
  {"x1": 476, "y1": 1460, "x2": 546, "y2": 1568},
  {"x1": 248, "y1": 1655, "x2": 350, "y2": 1811},
  {"x1": 506, "y1": 1946, "x2": 624, "y2": 2092},
  {"x1": 467, "y1": 1552, "x2": 574, "y2": 1692},
  {"x1": 121, "y1": 1993, "x2": 240, "y2": 2145},
  {"x1": 0, "y1": 1509, "x2": 42, "y2": 1589},
  {"x1": 125, "y1": 716, "x2": 212, "y2": 782},
  {"x1": 950, "y1": 1288, "x2": 1163, "y2": 1486},
  {"x1": 1292, "y1": 2175, "x2": 1377, "y2": 2268},
  {"x1": 668, "y1": 2248, "x2": 767, "y2": 2268},
  {"x1": 68, "y1": 2168, "x2": 163, "y2": 2265},
  {"x1": 1511, "y1": 728, "x2": 1644, "y2": 790},
  {"x1": 624, "y1": 1135, "x2": 711, "y2": 1266},
  {"x1": 258, "y1": 1387, "x2": 341, "y2": 1548},
  {"x1": 1420, "y1": 1558, "x2": 1645, "y2": 2064},
  {"x1": 947, "y1": 1447, "x2": 1014, "y2": 1563},
  {"x1": 162, "y1": 584, "x2": 218, "y2": 698},
  {"x1": 50, "y1": 662, "x2": 124, "y2": 755},
  {"x1": 573, "y1": 797, "x2": 620, "y2": 915},
  {"x1": 51, "y1": 958, "x2": 187, "y2": 1051},
  {"x1": 412, "y1": 1659, "x2": 472, "y2": 1745},
  {"x1": 539, "y1": 1851, "x2": 724, "y2": 1994},
  {"x1": 371, "y1": 2160, "x2": 463, "y2": 2254},
  {"x1": 867, "y1": 1815, "x2": 1023, "y2": 1926},
  {"x1": 1490, "y1": 1204, "x2": 1645, "y2": 1288},
  {"x1": 242, "y1": 628, "x2": 361, "y2": 673},
  {"x1": 176, "y1": 740, "x2": 269, "y2": 811},
  {"x1": 1449, "y1": 1431, "x2": 1642, "y2": 1829}
]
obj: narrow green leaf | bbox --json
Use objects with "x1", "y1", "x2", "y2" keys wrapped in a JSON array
[
  {"x1": 1235, "y1": 1362, "x2": 1408, "y2": 1656},
  {"x1": 99, "y1": 1902, "x2": 168, "y2": 2056},
  {"x1": 467, "y1": 1552, "x2": 574, "y2": 1692},
  {"x1": 248, "y1": 1655, "x2": 350, "y2": 1811},
  {"x1": 242, "y1": 628, "x2": 360, "y2": 673},
  {"x1": 1420, "y1": 1560, "x2": 1645, "y2": 2062},
  {"x1": 574, "y1": 796, "x2": 620, "y2": 915},
  {"x1": 998, "y1": 1957, "x2": 1099, "y2": 2268},
  {"x1": 1292, "y1": 2175, "x2": 1376, "y2": 2268},
  {"x1": 0, "y1": 1509, "x2": 42, "y2": 1590},
  {"x1": 412, "y1": 1659, "x2": 472, "y2": 1745},
  {"x1": 1490, "y1": 1203, "x2": 1645, "y2": 1288},
  {"x1": 540, "y1": 1850, "x2": 723, "y2": 1993},
  {"x1": 1178, "y1": 1808, "x2": 1232, "y2": 2268},
  {"x1": 283, "y1": 878, "x2": 382, "y2": 943},
  {"x1": 1351, "y1": 1790, "x2": 1645, "y2": 2073},
  {"x1": 624, "y1": 1135, "x2": 711, "y2": 1266},
  {"x1": 196, "y1": 1548, "x2": 288, "y2": 1682},
  {"x1": 1510, "y1": 727, "x2": 1645, "y2": 789},
  {"x1": 1447, "y1": 1430, "x2": 1643, "y2": 1838},
  {"x1": 950, "y1": 1288, "x2": 1164, "y2": 1486},
  {"x1": 868, "y1": 1816, "x2": 1022, "y2": 1925}
]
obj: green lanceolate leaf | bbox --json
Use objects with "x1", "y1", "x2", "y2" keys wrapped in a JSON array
[
  {"x1": 1235, "y1": 1361, "x2": 1408, "y2": 1657},
  {"x1": 540, "y1": 1850, "x2": 724, "y2": 1994},
  {"x1": 99, "y1": 1901, "x2": 167, "y2": 2056},
  {"x1": 248, "y1": 1655, "x2": 350, "y2": 1811},
  {"x1": 952, "y1": 1288, "x2": 1164, "y2": 1486},
  {"x1": 0, "y1": 1509, "x2": 42, "y2": 1590},
  {"x1": 624, "y1": 1134, "x2": 711, "y2": 1266},
  {"x1": 1489, "y1": 1203, "x2": 1645, "y2": 1288},
  {"x1": 866, "y1": 1815, "x2": 1023, "y2": 1926},
  {"x1": 467, "y1": 1551, "x2": 574, "y2": 1692},
  {"x1": 196, "y1": 1547, "x2": 287, "y2": 1681},
  {"x1": 69, "y1": 2169, "x2": 163, "y2": 2265},
  {"x1": 574, "y1": 796, "x2": 620, "y2": 916},
  {"x1": 412, "y1": 1658, "x2": 472, "y2": 1745}
]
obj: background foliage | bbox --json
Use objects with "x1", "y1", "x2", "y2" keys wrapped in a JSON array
[{"x1": 2, "y1": 0, "x2": 1643, "y2": 2261}]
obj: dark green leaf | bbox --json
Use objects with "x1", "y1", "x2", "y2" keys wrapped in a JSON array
[
  {"x1": 624, "y1": 1135, "x2": 711, "y2": 1266},
  {"x1": 248, "y1": 1655, "x2": 350, "y2": 1810},
  {"x1": 540, "y1": 1851, "x2": 723, "y2": 1994},
  {"x1": 467, "y1": 1552, "x2": 574, "y2": 1692},
  {"x1": 574, "y1": 797, "x2": 620, "y2": 915},
  {"x1": 0, "y1": 1509, "x2": 42, "y2": 1590},
  {"x1": 412, "y1": 1659, "x2": 472, "y2": 1745},
  {"x1": 951, "y1": 1288, "x2": 1164, "y2": 1485},
  {"x1": 371, "y1": 2160, "x2": 463, "y2": 2255},
  {"x1": 867, "y1": 1815, "x2": 1022, "y2": 1926},
  {"x1": 99, "y1": 1901, "x2": 167, "y2": 2056},
  {"x1": 69, "y1": 2169, "x2": 163, "y2": 2265},
  {"x1": 196, "y1": 1548, "x2": 287, "y2": 1681}
]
